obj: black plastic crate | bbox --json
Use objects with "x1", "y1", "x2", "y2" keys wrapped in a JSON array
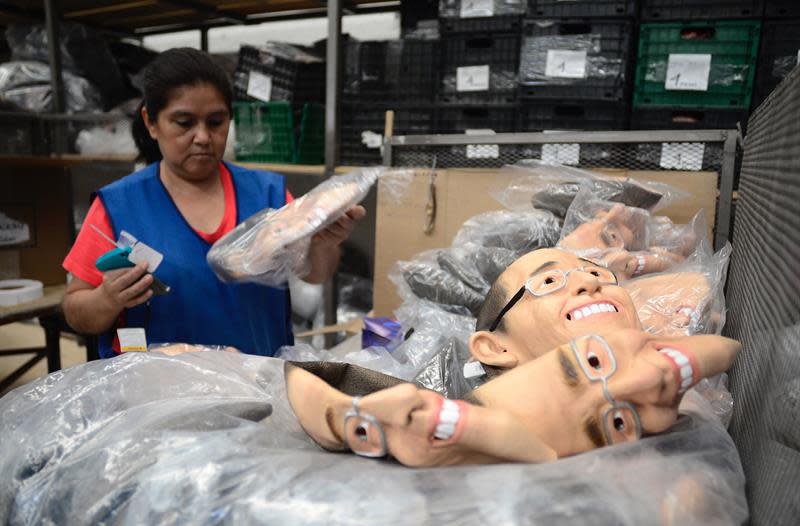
[
  {"x1": 752, "y1": 20, "x2": 800, "y2": 108},
  {"x1": 631, "y1": 107, "x2": 749, "y2": 130},
  {"x1": 345, "y1": 40, "x2": 439, "y2": 102},
  {"x1": 439, "y1": 33, "x2": 521, "y2": 104},
  {"x1": 0, "y1": 112, "x2": 47, "y2": 155},
  {"x1": 764, "y1": 0, "x2": 800, "y2": 17},
  {"x1": 439, "y1": 14, "x2": 523, "y2": 34},
  {"x1": 517, "y1": 100, "x2": 628, "y2": 130},
  {"x1": 527, "y1": 0, "x2": 637, "y2": 18},
  {"x1": 641, "y1": 0, "x2": 764, "y2": 20},
  {"x1": 233, "y1": 45, "x2": 301, "y2": 102},
  {"x1": 437, "y1": 105, "x2": 518, "y2": 133},
  {"x1": 340, "y1": 103, "x2": 436, "y2": 165},
  {"x1": 518, "y1": 19, "x2": 634, "y2": 102},
  {"x1": 396, "y1": 39, "x2": 439, "y2": 102}
]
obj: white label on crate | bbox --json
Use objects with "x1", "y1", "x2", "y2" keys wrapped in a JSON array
[
  {"x1": 0, "y1": 212, "x2": 30, "y2": 246},
  {"x1": 361, "y1": 130, "x2": 383, "y2": 149},
  {"x1": 542, "y1": 143, "x2": 580, "y2": 165},
  {"x1": 457, "y1": 65, "x2": 490, "y2": 92},
  {"x1": 246, "y1": 70, "x2": 273, "y2": 101},
  {"x1": 545, "y1": 49, "x2": 588, "y2": 78},
  {"x1": 460, "y1": 0, "x2": 494, "y2": 18},
  {"x1": 117, "y1": 328, "x2": 148, "y2": 353},
  {"x1": 664, "y1": 54, "x2": 711, "y2": 91},
  {"x1": 465, "y1": 129, "x2": 499, "y2": 158},
  {"x1": 659, "y1": 142, "x2": 705, "y2": 171}
]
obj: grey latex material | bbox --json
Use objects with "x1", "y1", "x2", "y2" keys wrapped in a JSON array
[{"x1": 0, "y1": 351, "x2": 747, "y2": 525}]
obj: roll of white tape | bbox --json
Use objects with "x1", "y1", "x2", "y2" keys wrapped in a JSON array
[{"x1": 0, "y1": 279, "x2": 44, "y2": 307}]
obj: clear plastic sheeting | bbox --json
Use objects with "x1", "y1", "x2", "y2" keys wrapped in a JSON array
[
  {"x1": 493, "y1": 161, "x2": 686, "y2": 218},
  {"x1": 623, "y1": 242, "x2": 731, "y2": 338},
  {"x1": 558, "y1": 187, "x2": 705, "y2": 279},
  {"x1": 519, "y1": 34, "x2": 623, "y2": 85},
  {"x1": 451, "y1": 209, "x2": 561, "y2": 252},
  {"x1": 207, "y1": 167, "x2": 381, "y2": 287},
  {"x1": 438, "y1": 0, "x2": 526, "y2": 17},
  {"x1": 644, "y1": 61, "x2": 750, "y2": 88},
  {"x1": 75, "y1": 120, "x2": 137, "y2": 157},
  {"x1": 0, "y1": 61, "x2": 103, "y2": 113},
  {"x1": 0, "y1": 351, "x2": 747, "y2": 525}
]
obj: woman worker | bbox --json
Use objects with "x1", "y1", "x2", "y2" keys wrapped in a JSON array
[{"x1": 61, "y1": 48, "x2": 364, "y2": 358}]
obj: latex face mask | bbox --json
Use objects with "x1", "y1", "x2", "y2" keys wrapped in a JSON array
[
  {"x1": 484, "y1": 248, "x2": 642, "y2": 362},
  {"x1": 559, "y1": 203, "x2": 647, "y2": 252}
]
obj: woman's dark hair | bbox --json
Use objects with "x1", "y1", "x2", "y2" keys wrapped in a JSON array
[{"x1": 131, "y1": 47, "x2": 233, "y2": 163}]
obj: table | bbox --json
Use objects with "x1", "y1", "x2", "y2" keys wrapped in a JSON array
[{"x1": 0, "y1": 285, "x2": 66, "y2": 393}]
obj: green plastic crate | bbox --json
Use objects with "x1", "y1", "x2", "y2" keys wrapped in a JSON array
[
  {"x1": 233, "y1": 101, "x2": 295, "y2": 163},
  {"x1": 633, "y1": 20, "x2": 761, "y2": 109},
  {"x1": 294, "y1": 103, "x2": 325, "y2": 165}
]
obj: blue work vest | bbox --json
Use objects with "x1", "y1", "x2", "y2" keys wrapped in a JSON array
[{"x1": 95, "y1": 161, "x2": 293, "y2": 358}]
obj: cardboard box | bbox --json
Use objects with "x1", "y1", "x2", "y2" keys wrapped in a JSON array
[
  {"x1": 373, "y1": 168, "x2": 718, "y2": 316},
  {"x1": 0, "y1": 161, "x2": 72, "y2": 285}
]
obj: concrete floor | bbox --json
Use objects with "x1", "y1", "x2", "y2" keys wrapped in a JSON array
[{"x1": 0, "y1": 321, "x2": 88, "y2": 397}]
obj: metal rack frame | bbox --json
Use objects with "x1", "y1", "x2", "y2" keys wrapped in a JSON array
[{"x1": 383, "y1": 129, "x2": 739, "y2": 251}]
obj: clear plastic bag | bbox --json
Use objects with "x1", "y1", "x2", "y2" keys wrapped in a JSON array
[
  {"x1": 519, "y1": 34, "x2": 622, "y2": 86},
  {"x1": 438, "y1": 0, "x2": 526, "y2": 17},
  {"x1": 644, "y1": 60, "x2": 750, "y2": 88},
  {"x1": 451, "y1": 209, "x2": 561, "y2": 253},
  {"x1": 0, "y1": 61, "x2": 103, "y2": 113},
  {"x1": 0, "y1": 351, "x2": 747, "y2": 525},
  {"x1": 207, "y1": 167, "x2": 381, "y2": 287},
  {"x1": 493, "y1": 161, "x2": 687, "y2": 217}
]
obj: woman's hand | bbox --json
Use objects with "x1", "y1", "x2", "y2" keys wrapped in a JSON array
[
  {"x1": 303, "y1": 205, "x2": 366, "y2": 283},
  {"x1": 311, "y1": 205, "x2": 366, "y2": 247},
  {"x1": 99, "y1": 261, "x2": 154, "y2": 310}
]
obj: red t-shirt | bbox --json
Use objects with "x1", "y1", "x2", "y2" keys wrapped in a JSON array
[{"x1": 63, "y1": 163, "x2": 292, "y2": 287}]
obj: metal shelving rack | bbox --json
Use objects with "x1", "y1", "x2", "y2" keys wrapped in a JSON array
[{"x1": 383, "y1": 129, "x2": 740, "y2": 251}]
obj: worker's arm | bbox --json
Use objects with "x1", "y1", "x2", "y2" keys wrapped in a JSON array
[{"x1": 62, "y1": 262, "x2": 153, "y2": 334}]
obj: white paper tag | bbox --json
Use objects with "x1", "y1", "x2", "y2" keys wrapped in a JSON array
[
  {"x1": 545, "y1": 49, "x2": 588, "y2": 78},
  {"x1": 246, "y1": 70, "x2": 273, "y2": 101},
  {"x1": 542, "y1": 143, "x2": 580, "y2": 165},
  {"x1": 457, "y1": 65, "x2": 490, "y2": 92},
  {"x1": 463, "y1": 361, "x2": 486, "y2": 379},
  {"x1": 0, "y1": 212, "x2": 30, "y2": 246},
  {"x1": 128, "y1": 242, "x2": 164, "y2": 273},
  {"x1": 117, "y1": 328, "x2": 148, "y2": 352},
  {"x1": 659, "y1": 143, "x2": 705, "y2": 171},
  {"x1": 665, "y1": 54, "x2": 712, "y2": 91},
  {"x1": 460, "y1": 0, "x2": 494, "y2": 18},
  {"x1": 361, "y1": 130, "x2": 383, "y2": 149},
  {"x1": 465, "y1": 129, "x2": 499, "y2": 158}
]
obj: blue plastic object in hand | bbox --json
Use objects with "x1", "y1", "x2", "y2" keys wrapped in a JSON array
[{"x1": 96, "y1": 247, "x2": 134, "y2": 272}]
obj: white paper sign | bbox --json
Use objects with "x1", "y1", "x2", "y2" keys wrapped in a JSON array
[
  {"x1": 246, "y1": 70, "x2": 273, "y2": 101},
  {"x1": 465, "y1": 129, "x2": 499, "y2": 159},
  {"x1": 460, "y1": 0, "x2": 494, "y2": 18},
  {"x1": 659, "y1": 142, "x2": 705, "y2": 171},
  {"x1": 457, "y1": 65, "x2": 490, "y2": 92},
  {"x1": 0, "y1": 212, "x2": 30, "y2": 246},
  {"x1": 665, "y1": 54, "x2": 711, "y2": 91},
  {"x1": 542, "y1": 143, "x2": 580, "y2": 165},
  {"x1": 545, "y1": 49, "x2": 588, "y2": 79},
  {"x1": 117, "y1": 328, "x2": 148, "y2": 352},
  {"x1": 129, "y1": 242, "x2": 164, "y2": 273}
]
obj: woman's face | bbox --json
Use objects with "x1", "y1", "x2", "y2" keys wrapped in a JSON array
[{"x1": 143, "y1": 82, "x2": 230, "y2": 181}]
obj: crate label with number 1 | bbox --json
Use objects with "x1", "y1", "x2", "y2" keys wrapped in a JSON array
[
  {"x1": 460, "y1": 0, "x2": 494, "y2": 18},
  {"x1": 457, "y1": 65, "x2": 490, "y2": 92},
  {"x1": 247, "y1": 71, "x2": 273, "y2": 101},
  {"x1": 664, "y1": 54, "x2": 711, "y2": 91},
  {"x1": 545, "y1": 50, "x2": 588, "y2": 79}
]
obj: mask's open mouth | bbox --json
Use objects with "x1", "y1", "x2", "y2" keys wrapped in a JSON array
[
  {"x1": 565, "y1": 302, "x2": 619, "y2": 321},
  {"x1": 658, "y1": 347, "x2": 695, "y2": 395}
]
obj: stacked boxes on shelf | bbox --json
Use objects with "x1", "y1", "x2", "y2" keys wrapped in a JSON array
[
  {"x1": 632, "y1": 2, "x2": 762, "y2": 132},
  {"x1": 340, "y1": 38, "x2": 439, "y2": 165},
  {"x1": 436, "y1": 0, "x2": 524, "y2": 139}
]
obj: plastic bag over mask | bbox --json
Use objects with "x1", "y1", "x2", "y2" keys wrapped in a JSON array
[
  {"x1": 207, "y1": 167, "x2": 382, "y2": 287},
  {"x1": 0, "y1": 351, "x2": 747, "y2": 525}
]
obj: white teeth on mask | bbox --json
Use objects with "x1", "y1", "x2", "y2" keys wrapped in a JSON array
[
  {"x1": 570, "y1": 303, "x2": 617, "y2": 321},
  {"x1": 434, "y1": 400, "x2": 460, "y2": 440},
  {"x1": 680, "y1": 365, "x2": 692, "y2": 380},
  {"x1": 658, "y1": 348, "x2": 695, "y2": 393}
]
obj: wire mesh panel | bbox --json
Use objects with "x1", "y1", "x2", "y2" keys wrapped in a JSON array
[{"x1": 724, "y1": 66, "x2": 800, "y2": 525}]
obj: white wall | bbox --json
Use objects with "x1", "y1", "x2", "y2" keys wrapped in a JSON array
[{"x1": 143, "y1": 12, "x2": 401, "y2": 53}]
